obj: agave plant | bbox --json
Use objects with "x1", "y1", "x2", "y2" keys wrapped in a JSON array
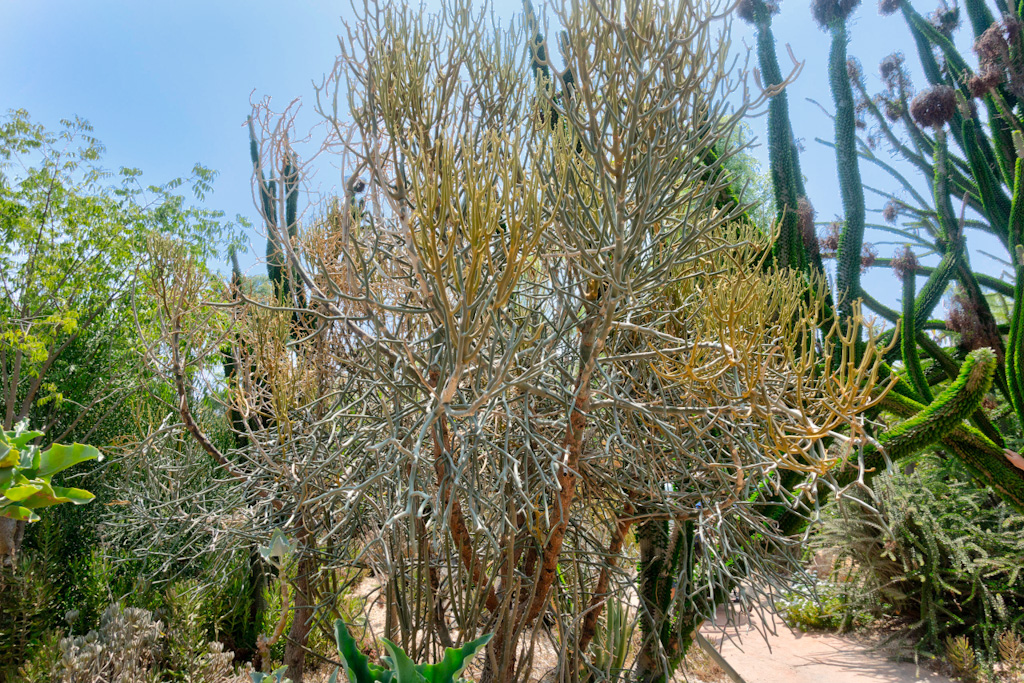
[{"x1": 332, "y1": 618, "x2": 491, "y2": 683}]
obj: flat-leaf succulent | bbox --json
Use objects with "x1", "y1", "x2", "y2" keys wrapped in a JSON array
[
  {"x1": 0, "y1": 421, "x2": 101, "y2": 522},
  {"x1": 334, "y1": 618, "x2": 491, "y2": 683}
]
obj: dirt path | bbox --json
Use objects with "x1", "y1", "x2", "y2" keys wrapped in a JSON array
[{"x1": 699, "y1": 612, "x2": 954, "y2": 683}]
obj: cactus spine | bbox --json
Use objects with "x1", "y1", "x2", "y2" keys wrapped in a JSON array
[{"x1": 835, "y1": 348, "x2": 997, "y2": 490}]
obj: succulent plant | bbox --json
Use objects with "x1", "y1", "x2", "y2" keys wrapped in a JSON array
[
  {"x1": 332, "y1": 618, "x2": 492, "y2": 683},
  {"x1": 747, "y1": 0, "x2": 1024, "y2": 511},
  {"x1": 0, "y1": 421, "x2": 100, "y2": 522}
]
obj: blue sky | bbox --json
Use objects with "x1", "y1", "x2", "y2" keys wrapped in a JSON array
[{"x1": 1, "y1": 0, "x2": 1001, "y2": 312}]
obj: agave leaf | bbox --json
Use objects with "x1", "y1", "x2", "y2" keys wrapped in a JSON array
[
  {"x1": 417, "y1": 634, "x2": 493, "y2": 683},
  {"x1": 380, "y1": 639, "x2": 426, "y2": 683},
  {"x1": 335, "y1": 618, "x2": 386, "y2": 682}
]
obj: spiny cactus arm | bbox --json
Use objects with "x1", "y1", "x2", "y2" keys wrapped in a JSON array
[
  {"x1": 944, "y1": 436, "x2": 1024, "y2": 512},
  {"x1": 283, "y1": 147, "x2": 299, "y2": 241},
  {"x1": 900, "y1": 3, "x2": 1017, "y2": 179},
  {"x1": 963, "y1": 117, "x2": 1012, "y2": 244},
  {"x1": 954, "y1": 260, "x2": 1009, "y2": 391},
  {"x1": 916, "y1": 333, "x2": 1005, "y2": 444},
  {"x1": 829, "y1": 19, "x2": 867, "y2": 317},
  {"x1": 817, "y1": 136, "x2": 980, "y2": 222},
  {"x1": 899, "y1": 2, "x2": 946, "y2": 86},
  {"x1": 964, "y1": 0, "x2": 998, "y2": 39},
  {"x1": 931, "y1": 128, "x2": 959, "y2": 244},
  {"x1": 904, "y1": 5, "x2": 1018, "y2": 184},
  {"x1": 913, "y1": 249, "x2": 958, "y2": 332},
  {"x1": 837, "y1": 348, "x2": 996, "y2": 488},
  {"x1": 857, "y1": 296, "x2": 1002, "y2": 445},
  {"x1": 248, "y1": 117, "x2": 278, "y2": 230},
  {"x1": 876, "y1": 259, "x2": 1015, "y2": 296},
  {"x1": 852, "y1": 77, "x2": 929, "y2": 175},
  {"x1": 249, "y1": 119, "x2": 286, "y2": 299},
  {"x1": 880, "y1": 390, "x2": 1024, "y2": 512},
  {"x1": 876, "y1": 347, "x2": 996, "y2": 461},
  {"x1": 752, "y1": 9, "x2": 807, "y2": 271},
  {"x1": 901, "y1": 277, "x2": 934, "y2": 403},
  {"x1": 1007, "y1": 159, "x2": 1024, "y2": 427}
]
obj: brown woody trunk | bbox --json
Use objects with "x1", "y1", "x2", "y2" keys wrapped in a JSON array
[{"x1": 283, "y1": 537, "x2": 315, "y2": 682}]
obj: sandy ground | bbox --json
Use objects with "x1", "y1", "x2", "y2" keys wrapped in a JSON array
[{"x1": 698, "y1": 610, "x2": 955, "y2": 683}]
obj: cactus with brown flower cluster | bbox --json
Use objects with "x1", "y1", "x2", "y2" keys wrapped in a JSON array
[{"x1": 738, "y1": 0, "x2": 1024, "y2": 510}]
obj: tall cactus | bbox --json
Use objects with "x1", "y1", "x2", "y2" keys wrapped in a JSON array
[
  {"x1": 815, "y1": 0, "x2": 868, "y2": 319},
  {"x1": 743, "y1": 0, "x2": 1024, "y2": 512},
  {"x1": 248, "y1": 118, "x2": 308, "y2": 335},
  {"x1": 739, "y1": 0, "x2": 814, "y2": 272}
]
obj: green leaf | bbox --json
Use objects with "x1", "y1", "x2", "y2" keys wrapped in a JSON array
[
  {"x1": 380, "y1": 639, "x2": 426, "y2": 683},
  {"x1": 15, "y1": 482, "x2": 93, "y2": 509},
  {"x1": 2, "y1": 481, "x2": 44, "y2": 502},
  {"x1": 0, "y1": 504, "x2": 39, "y2": 522},
  {"x1": 7, "y1": 425, "x2": 44, "y2": 449},
  {"x1": 36, "y1": 443, "x2": 101, "y2": 478},
  {"x1": 0, "y1": 445, "x2": 18, "y2": 468},
  {"x1": 417, "y1": 634, "x2": 493, "y2": 683},
  {"x1": 50, "y1": 485, "x2": 95, "y2": 504},
  {"x1": 334, "y1": 618, "x2": 384, "y2": 683},
  {"x1": 259, "y1": 529, "x2": 296, "y2": 566},
  {"x1": 249, "y1": 667, "x2": 292, "y2": 683}
]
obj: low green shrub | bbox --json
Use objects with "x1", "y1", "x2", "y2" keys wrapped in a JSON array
[
  {"x1": 776, "y1": 578, "x2": 874, "y2": 632},
  {"x1": 813, "y1": 453, "x2": 1024, "y2": 660}
]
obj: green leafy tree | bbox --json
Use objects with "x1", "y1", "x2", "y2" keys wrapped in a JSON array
[{"x1": 0, "y1": 109, "x2": 234, "y2": 562}]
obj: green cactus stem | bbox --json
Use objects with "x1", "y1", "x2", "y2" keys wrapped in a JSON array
[
  {"x1": 881, "y1": 390, "x2": 1024, "y2": 512},
  {"x1": 880, "y1": 346, "x2": 994, "y2": 459},
  {"x1": 931, "y1": 127, "x2": 958, "y2": 244},
  {"x1": 1007, "y1": 159, "x2": 1024, "y2": 428},
  {"x1": 749, "y1": 3, "x2": 808, "y2": 272},
  {"x1": 964, "y1": 0, "x2": 998, "y2": 38},
  {"x1": 900, "y1": 3, "x2": 1015, "y2": 183},
  {"x1": 901, "y1": 274, "x2": 934, "y2": 404},
  {"x1": 828, "y1": 19, "x2": 867, "y2": 318},
  {"x1": 838, "y1": 348, "x2": 997, "y2": 488},
  {"x1": 963, "y1": 117, "x2": 1012, "y2": 246}
]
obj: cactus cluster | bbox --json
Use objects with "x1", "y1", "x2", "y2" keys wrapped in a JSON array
[{"x1": 740, "y1": 0, "x2": 1024, "y2": 510}]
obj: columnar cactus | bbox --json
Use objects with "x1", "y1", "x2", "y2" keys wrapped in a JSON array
[
  {"x1": 741, "y1": 0, "x2": 1024, "y2": 510},
  {"x1": 739, "y1": 0, "x2": 813, "y2": 272},
  {"x1": 816, "y1": 0, "x2": 867, "y2": 318},
  {"x1": 247, "y1": 118, "x2": 307, "y2": 329}
]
